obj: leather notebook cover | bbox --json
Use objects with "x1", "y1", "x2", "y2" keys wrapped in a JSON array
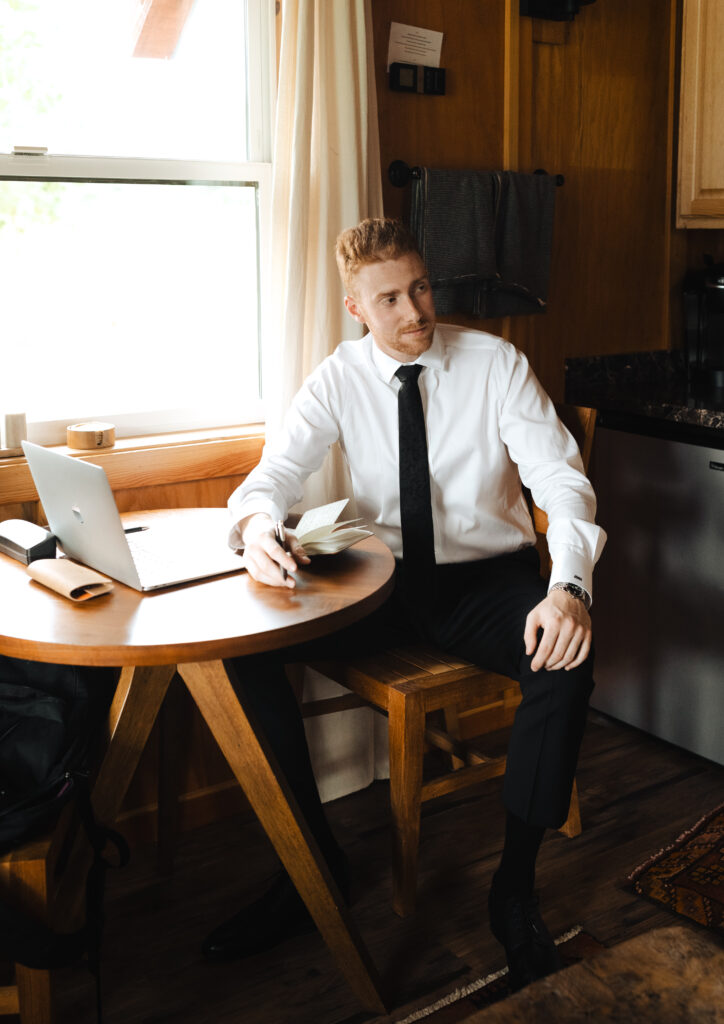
[{"x1": 27, "y1": 558, "x2": 114, "y2": 602}]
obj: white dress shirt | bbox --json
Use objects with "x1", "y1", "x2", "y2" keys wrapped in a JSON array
[{"x1": 228, "y1": 324, "x2": 606, "y2": 599}]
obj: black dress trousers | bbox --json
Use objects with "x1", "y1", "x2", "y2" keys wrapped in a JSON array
[{"x1": 225, "y1": 546, "x2": 595, "y2": 854}]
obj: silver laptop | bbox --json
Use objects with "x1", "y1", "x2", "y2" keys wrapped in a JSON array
[{"x1": 22, "y1": 441, "x2": 245, "y2": 591}]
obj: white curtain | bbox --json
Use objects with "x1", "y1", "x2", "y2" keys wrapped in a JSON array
[{"x1": 267, "y1": 0, "x2": 389, "y2": 802}]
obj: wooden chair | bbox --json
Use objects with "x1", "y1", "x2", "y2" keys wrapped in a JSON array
[
  {"x1": 0, "y1": 836, "x2": 60, "y2": 1021},
  {"x1": 298, "y1": 405, "x2": 597, "y2": 917}
]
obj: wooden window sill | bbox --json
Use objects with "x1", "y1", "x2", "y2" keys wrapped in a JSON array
[{"x1": 0, "y1": 424, "x2": 265, "y2": 505}]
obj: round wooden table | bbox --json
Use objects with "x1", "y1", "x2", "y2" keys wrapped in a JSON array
[
  {"x1": 0, "y1": 508, "x2": 395, "y2": 666},
  {"x1": 0, "y1": 509, "x2": 395, "y2": 1015}
]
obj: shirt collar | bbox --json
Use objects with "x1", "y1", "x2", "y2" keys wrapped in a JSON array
[{"x1": 370, "y1": 327, "x2": 446, "y2": 384}]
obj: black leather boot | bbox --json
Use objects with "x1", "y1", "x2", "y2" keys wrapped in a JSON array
[{"x1": 488, "y1": 876, "x2": 562, "y2": 992}]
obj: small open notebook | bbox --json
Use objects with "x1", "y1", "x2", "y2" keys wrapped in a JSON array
[{"x1": 294, "y1": 499, "x2": 372, "y2": 555}]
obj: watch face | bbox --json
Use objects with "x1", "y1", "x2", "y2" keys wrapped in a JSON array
[
  {"x1": 570, "y1": 585, "x2": 590, "y2": 608},
  {"x1": 553, "y1": 582, "x2": 589, "y2": 608}
]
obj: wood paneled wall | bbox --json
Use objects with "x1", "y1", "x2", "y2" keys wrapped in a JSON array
[
  {"x1": 514, "y1": 0, "x2": 684, "y2": 397},
  {"x1": 371, "y1": 0, "x2": 705, "y2": 400},
  {"x1": 373, "y1": 0, "x2": 508, "y2": 344}
]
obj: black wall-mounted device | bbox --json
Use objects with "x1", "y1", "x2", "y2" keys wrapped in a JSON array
[
  {"x1": 520, "y1": 0, "x2": 596, "y2": 20},
  {"x1": 389, "y1": 62, "x2": 446, "y2": 95}
]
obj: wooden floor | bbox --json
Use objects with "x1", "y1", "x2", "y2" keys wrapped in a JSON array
[{"x1": 50, "y1": 711, "x2": 724, "y2": 1024}]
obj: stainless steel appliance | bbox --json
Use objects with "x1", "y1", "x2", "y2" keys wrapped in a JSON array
[{"x1": 591, "y1": 427, "x2": 724, "y2": 766}]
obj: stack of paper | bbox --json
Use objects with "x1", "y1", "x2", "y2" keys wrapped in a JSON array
[{"x1": 294, "y1": 499, "x2": 372, "y2": 555}]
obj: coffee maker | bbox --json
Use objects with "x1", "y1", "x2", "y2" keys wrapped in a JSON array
[{"x1": 683, "y1": 257, "x2": 724, "y2": 407}]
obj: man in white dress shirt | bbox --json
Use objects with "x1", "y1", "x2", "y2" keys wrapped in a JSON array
[{"x1": 203, "y1": 218, "x2": 606, "y2": 991}]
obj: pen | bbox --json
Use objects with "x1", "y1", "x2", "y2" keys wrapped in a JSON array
[{"x1": 274, "y1": 520, "x2": 288, "y2": 581}]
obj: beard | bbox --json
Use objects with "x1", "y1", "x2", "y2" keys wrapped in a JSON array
[{"x1": 392, "y1": 320, "x2": 435, "y2": 358}]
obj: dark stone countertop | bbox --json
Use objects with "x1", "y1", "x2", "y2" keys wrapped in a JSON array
[{"x1": 565, "y1": 349, "x2": 724, "y2": 448}]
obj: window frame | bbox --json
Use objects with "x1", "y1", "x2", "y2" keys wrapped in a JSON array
[{"x1": 0, "y1": 0, "x2": 276, "y2": 446}]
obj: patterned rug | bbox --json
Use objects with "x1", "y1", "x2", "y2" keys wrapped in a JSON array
[
  {"x1": 628, "y1": 802, "x2": 724, "y2": 934},
  {"x1": 394, "y1": 926, "x2": 606, "y2": 1023}
]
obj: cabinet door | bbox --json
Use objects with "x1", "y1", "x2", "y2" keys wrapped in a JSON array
[{"x1": 677, "y1": 0, "x2": 724, "y2": 226}]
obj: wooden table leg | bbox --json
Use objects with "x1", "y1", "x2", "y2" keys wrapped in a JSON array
[
  {"x1": 92, "y1": 664, "x2": 176, "y2": 821},
  {"x1": 52, "y1": 664, "x2": 176, "y2": 923},
  {"x1": 157, "y1": 672, "x2": 192, "y2": 875},
  {"x1": 177, "y1": 659, "x2": 388, "y2": 1015}
]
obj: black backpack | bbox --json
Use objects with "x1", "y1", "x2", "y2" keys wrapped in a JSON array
[
  {"x1": 0, "y1": 655, "x2": 129, "y2": 1020},
  {"x1": 0, "y1": 655, "x2": 117, "y2": 850}
]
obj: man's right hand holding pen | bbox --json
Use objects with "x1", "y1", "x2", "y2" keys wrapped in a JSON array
[{"x1": 239, "y1": 513, "x2": 311, "y2": 588}]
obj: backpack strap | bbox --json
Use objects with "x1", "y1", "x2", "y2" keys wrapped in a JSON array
[{"x1": 72, "y1": 771, "x2": 130, "y2": 1024}]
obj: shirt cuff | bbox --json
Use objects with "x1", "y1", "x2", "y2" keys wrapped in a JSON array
[
  {"x1": 547, "y1": 548, "x2": 594, "y2": 603},
  {"x1": 545, "y1": 519, "x2": 606, "y2": 607},
  {"x1": 227, "y1": 499, "x2": 285, "y2": 550}
]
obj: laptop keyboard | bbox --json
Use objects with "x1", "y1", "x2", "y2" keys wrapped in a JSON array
[
  {"x1": 127, "y1": 537, "x2": 179, "y2": 576},
  {"x1": 126, "y1": 533, "x2": 242, "y2": 585}
]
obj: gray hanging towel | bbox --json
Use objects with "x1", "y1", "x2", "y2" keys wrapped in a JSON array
[{"x1": 409, "y1": 167, "x2": 557, "y2": 318}]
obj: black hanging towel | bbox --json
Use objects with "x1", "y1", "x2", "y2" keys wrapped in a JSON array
[{"x1": 409, "y1": 168, "x2": 557, "y2": 318}]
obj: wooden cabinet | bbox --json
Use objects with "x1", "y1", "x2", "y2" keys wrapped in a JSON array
[{"x1": 677, "y1": 0, "x2": 724, "y2": 226}]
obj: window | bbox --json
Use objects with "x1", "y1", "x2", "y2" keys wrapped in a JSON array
[{"x1": 0, "y1": 0, "x2": 274, "y2": 444}]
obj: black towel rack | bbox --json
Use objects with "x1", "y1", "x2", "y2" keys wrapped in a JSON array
[{"x1": 388, "y1": 160, "x2": 564, "y2": 188}]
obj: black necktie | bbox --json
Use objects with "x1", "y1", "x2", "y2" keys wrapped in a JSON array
[{"x1": 395, "y1": 364, "x2": 435, "y2": 589}]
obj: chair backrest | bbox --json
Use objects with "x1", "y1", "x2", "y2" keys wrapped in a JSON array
[
  {"x1": 529, "y1": 404, "x2": 597, "y2": 567},
  {"x1": 555, "y1": 404, "x2": 597, "y2": 474}
]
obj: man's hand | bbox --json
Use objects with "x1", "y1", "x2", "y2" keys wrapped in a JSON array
[
  {"x1": 524, "y1": 589, "x2": 592, "y2": 672},
  {"x1": 240, "y1": 513, "x2": 311, "y2": 589}
]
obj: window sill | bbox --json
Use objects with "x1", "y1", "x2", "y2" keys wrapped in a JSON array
[{"x1": 0, "y1": 424, "x2": 265, "y2": 506}]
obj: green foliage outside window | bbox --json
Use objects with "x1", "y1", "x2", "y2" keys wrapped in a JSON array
[{"x1": 0, "y1": 0, "x2": 62, "y2": 230}]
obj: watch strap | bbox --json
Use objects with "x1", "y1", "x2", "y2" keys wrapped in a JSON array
[{"x1": 550, "y1": 581, "x2": 591, "y2": 611}]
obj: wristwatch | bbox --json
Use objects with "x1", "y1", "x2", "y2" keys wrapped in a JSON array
[{"x1": 550, "y1": 581, "x2": 591, "y2": 611}]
